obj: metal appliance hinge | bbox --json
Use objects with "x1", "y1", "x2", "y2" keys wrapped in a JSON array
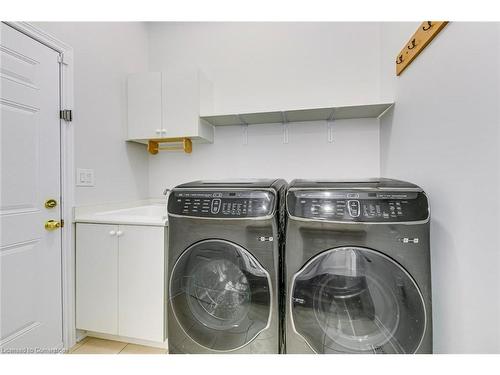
[
  {"x1": 258, "y1": 236, "x2": 274, "y2": 242},
  {"x1": 60, "y1": 109, "x2": 73, "y2": 122}
]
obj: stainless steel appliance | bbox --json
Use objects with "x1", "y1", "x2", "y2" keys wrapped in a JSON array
[
  {"x1": 284, "y1": 179, "x2": 432, "y2": 354},
  {"x1": 167, "y1": 179, "x2": 287, "y2": 353}
]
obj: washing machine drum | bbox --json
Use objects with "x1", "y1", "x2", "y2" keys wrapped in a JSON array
[
  {"x1": 170, "y1": 240, "x2": 271, "y2": 351},
  {"x1": 291, "y1": 247, "x2": 426, "y2": 354}
]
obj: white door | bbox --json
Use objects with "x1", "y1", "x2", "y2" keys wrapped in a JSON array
[
  {"x1": 118, "y1": 225, "x2": 164, "y2": 342},
  {"x1": 76, "y1": 224, "x2": 119, "y2": 335},
  {"x1": 0, "y1": 23, "x2": 63, "y2": 352}
]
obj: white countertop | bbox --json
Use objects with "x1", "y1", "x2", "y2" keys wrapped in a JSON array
[{"x1": 74, "y1": 199, "x2": 168, "y2": 226}]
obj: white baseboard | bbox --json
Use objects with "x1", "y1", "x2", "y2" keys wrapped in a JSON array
[
  {"x1": 75, "y1": 329, "x2": 87, "y2": 343},
  {"x1": 83, "y1": 331, "x2": 168, "y2": 349}
]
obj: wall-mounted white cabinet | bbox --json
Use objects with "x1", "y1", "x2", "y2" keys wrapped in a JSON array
[
  {"x1": 76, "y1": 223, "x2": 166, "y2": 343},
  {"x1": 127, "y1": 68, "x2": 214, "y2": 143}
]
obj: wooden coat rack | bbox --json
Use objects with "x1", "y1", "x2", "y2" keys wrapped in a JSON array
[{"x1": 396, "y1": 21, "x2": 449, "y2": 76}]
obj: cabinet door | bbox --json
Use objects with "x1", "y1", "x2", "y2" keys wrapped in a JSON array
[
  {"x1": 76, "y1": 224, "x2": 119, "y2": 334},
  {"x1": 127, "y1": 72, "x2": 163, "y2": 140},
  {"x1": 118, "y1": 225, "x2": 165, "y2": 342},
  {"x1": 162, "y1": 67, "x2": 199, "y2": 138}
]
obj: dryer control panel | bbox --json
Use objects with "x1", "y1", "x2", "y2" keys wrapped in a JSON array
[
  {"x1": 168, "y1": 190, "x2": 275, "y2": 218},
  {"x1": 287, "y1": 190, "x2": 429, "y2": 222}
]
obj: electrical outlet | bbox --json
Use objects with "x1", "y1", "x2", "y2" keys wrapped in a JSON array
[{"x1": 76, "y1": 168, "x2": 95, "y2": 187}]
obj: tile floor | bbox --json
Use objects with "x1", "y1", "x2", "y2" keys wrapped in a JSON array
[{"x1": 69, "y1": 337, "x2": 168, "y2": 354}]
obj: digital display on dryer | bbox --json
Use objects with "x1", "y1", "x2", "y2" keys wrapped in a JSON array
[
  {"x1": 168, "y1": 190, "x2": 275, "y2": 218},
  {"x1": 287, "y1": 190, "x2": 429, "y2": 222}
]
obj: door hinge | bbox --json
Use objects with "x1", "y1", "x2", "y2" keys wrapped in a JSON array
[{"x1": 60, "y1": 109, "x2": 72, "y2": 122}]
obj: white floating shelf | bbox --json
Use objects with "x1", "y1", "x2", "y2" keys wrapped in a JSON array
[{"x1": 200, "y1": 103, "x2": 394, "y2": 127}]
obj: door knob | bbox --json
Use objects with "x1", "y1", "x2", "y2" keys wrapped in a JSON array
[{"x1": 45, "y1": 220, "x2": 62, "y2": 231}]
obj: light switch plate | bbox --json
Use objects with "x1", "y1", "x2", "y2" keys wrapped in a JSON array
[{"x1": 76, "y1": 168, "x2": 95, "y2": 187}]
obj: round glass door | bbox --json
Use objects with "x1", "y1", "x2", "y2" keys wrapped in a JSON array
[
  {"x1": 170, "y1": 239, "x2": 271, "y2": 351},
  {"x1": 291, "y1": 247, "x2": 426, "y2": 354}
]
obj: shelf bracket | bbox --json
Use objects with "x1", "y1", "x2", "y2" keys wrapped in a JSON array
[
  {"x1": 237, "y1": 114, "x2": 249, "y2": 145},
  {"x1": 281, "y1": 112, "x2": 289, "y2": 144},
  {"x1": 243, "y1": 124, "x2": 248, "y2": 145},
  {"x1": 327, "y1": 109, "x2": 335, "y2": 143}
]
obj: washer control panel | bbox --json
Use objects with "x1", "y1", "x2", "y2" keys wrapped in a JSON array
[
  {"x1": 169, "y1": 190, "x2": 275, "y2": 218},
  {"x1": 287, "y1": 190, "x2": 429, "y2": 222}
]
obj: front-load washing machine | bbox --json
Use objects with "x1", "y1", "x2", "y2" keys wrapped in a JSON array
[
  {"x1": 167, "y1": 179, "x2": 287, "y2": 353},
  {"x1": 284, "y1": 179, "x2": 432, "y2": 354}
]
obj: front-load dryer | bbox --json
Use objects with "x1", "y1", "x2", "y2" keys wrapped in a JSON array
[
  {"x1": 284, "y1": 179, "x2": 432, "y2": 354},
  {"x1": 167, "y1": 179, "x2": 287, "y2": 353}
]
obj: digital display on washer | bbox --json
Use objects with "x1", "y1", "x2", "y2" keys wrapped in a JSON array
[
  {"x1": 168, "y1": 190, "x2": 275, "y2": 218},
  {"x1": 287, "y1": 190, "x2": 429, "y2": 222}
]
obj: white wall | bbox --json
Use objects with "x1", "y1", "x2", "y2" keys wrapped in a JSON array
[
  {"x1": 149, "y1": 22, "x2": 383, "y2": 113},
  {"x1": 380, "y1": 22, "x2": 500, "y2": 353},
  {"x1": 147, "y1": 22, "x2": 383, "y2": 194},
  {"x1": 149, "y1": 119, "x2": 380, "y2": 192},
  {"x1": 379, "y1": 22, "x2": 419, "y2": 102},
  {"x1": 33, "y1": 22, "x2": 150, "y2": 205}
]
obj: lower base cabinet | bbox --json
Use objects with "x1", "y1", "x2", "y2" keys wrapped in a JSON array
[{"x1": 76, "y1": 223, "x2": 166, "y2": 343}]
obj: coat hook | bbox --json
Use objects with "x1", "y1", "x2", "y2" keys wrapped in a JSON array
[
  {"x1": 396, "y1": 55, "x2": 404, "y2": 64},
  {"x1": 407, "y1": 38, "x2": 416, "y2": 50},
  {"x1": 422, "y1": 21, "x2": 433, "y2": 31}
]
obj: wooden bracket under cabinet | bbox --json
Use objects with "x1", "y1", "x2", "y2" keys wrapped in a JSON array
[{"x1": 147, "y1": 138, "x2": 193, "y2": 155}]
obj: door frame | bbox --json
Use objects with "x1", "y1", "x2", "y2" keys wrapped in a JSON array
[{"x1": 3, "y1": 21, "x2": 76, "y2": 350}]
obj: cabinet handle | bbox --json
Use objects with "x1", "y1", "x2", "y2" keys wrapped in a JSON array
[
  {"x1": 116, "y1": 230, "x2": 123, "y2": 237},
  {"x1": 161, "y1": 129, "x2": 167, "y2": 135},
  {"x1": 155, "y1": 129, "x2": 162, "y2": 134},
  {"x1": 109, "y1": 230, "x2": 116, "y2": 236}
]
